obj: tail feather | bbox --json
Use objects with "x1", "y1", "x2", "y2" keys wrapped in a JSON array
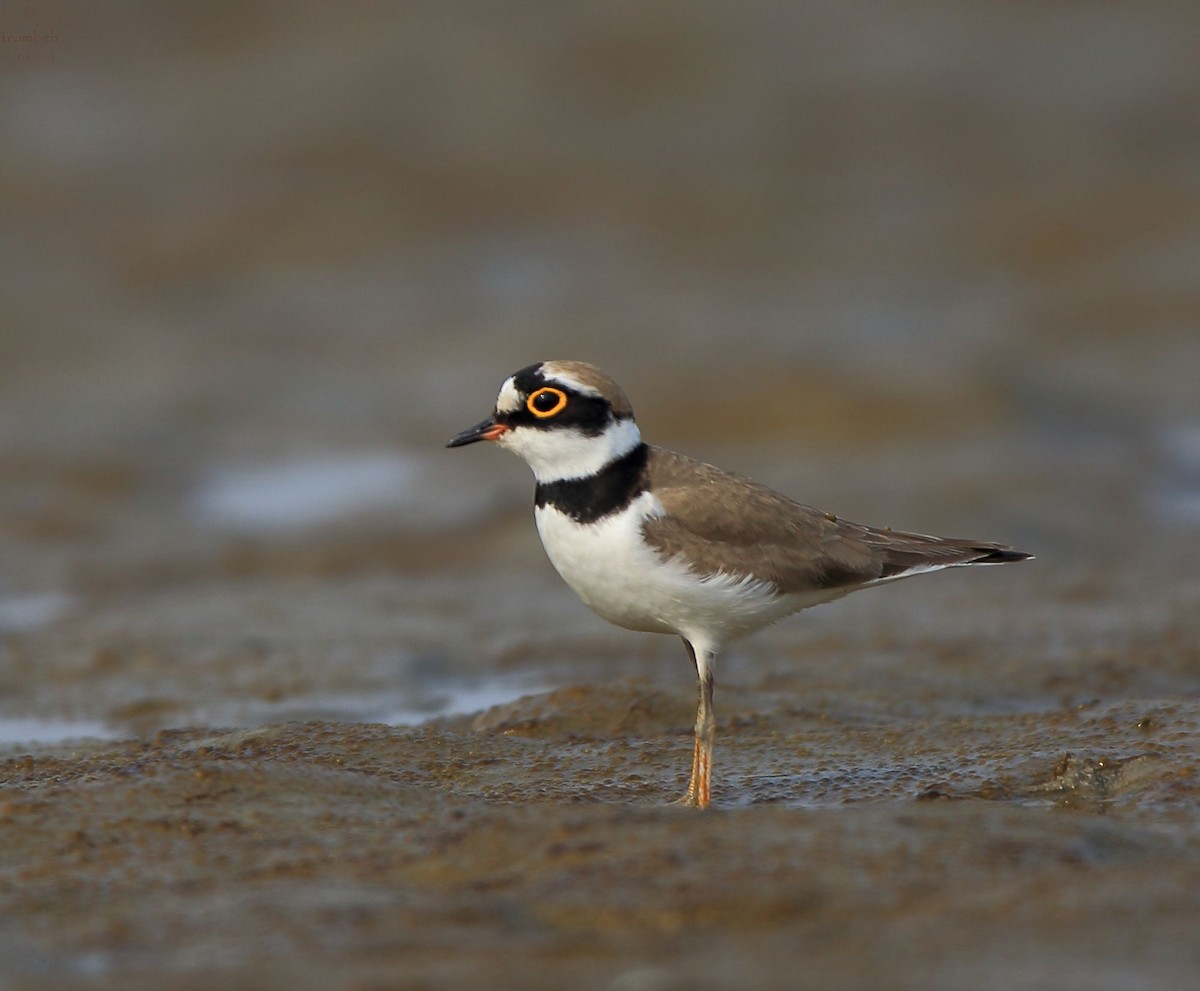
[
  {"x1": 871, "y1": 534, "x2": 1033, "y2": 581},
  {"x1": 970, "y1": 546, "x2": 1034, "y2": 565}
]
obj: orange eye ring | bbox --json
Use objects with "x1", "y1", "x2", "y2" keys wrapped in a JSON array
[{"x1": 526, "y1": 387, "x2": 568, "y2": 418}]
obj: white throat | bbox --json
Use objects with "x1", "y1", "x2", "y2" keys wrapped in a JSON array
[{"x1": 499, "y1": 417, "x2": 642, "y2": 483}]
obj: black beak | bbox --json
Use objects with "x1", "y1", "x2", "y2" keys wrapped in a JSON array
[{"x1": 446, "y1": 416, "x2": 508, "y2": 448}]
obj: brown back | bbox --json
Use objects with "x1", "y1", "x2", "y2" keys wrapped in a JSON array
[{"x1": 640, "y1": 447, "x2": 1028, "y2": 594}]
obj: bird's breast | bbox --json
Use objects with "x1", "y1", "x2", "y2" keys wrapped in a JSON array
[
  {"x1": 534, "y1": 494, "x2": 677, "y2": 634},
  {"x1": 533, "y1": 493, "x2": 800, "y2": 645}
]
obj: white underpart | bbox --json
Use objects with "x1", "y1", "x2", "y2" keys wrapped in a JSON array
[
  {"x1": 499, "y1": 417, "x2": 643, "y2": 483},
  {"x1": 535, "y1": 492, "x2": 850, "y2": 669}
]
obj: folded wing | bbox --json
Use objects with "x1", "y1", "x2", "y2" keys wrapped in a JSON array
[{"x1": 640, "y1": 447, "x2": 1031, "y2": 595}]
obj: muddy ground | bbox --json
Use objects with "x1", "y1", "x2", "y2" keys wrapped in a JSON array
[{"x1": 3, "y1": 684, "x2": 1200, "y2": 989}]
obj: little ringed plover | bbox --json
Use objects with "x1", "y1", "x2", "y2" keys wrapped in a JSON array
[{"x1": 447, "y1": 360, "x2": 1031, "y2": 808}]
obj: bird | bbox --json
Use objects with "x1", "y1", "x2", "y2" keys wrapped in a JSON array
[{"x1": 447, "y1": 360, "x2": 1031, "y2": 808}]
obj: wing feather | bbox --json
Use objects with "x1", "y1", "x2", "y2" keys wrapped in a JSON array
[{"x1": 640, "y1": 448, "x2": 1029, "y2": 594}]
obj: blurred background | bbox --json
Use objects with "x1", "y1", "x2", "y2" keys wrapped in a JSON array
[{"x1": 1, "y1": 0, "x2": 1198, "y2": 742}]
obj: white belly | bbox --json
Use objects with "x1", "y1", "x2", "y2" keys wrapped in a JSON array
[{"x1": 534, "y1": 493, "x2": 837, "y2": 650}]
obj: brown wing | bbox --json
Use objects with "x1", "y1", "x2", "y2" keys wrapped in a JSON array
[{"x1": 640, "y1": 447, "x2": 1029, "y2": 594}]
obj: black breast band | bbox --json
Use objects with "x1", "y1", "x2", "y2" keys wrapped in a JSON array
[{"x1": 534, "y1": 443, "x2": 650, "y2": 524}]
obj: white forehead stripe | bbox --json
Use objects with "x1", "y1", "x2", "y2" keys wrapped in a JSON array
[
  {"x1": 541, "y1": 368, "x2": 600, "y2": 397},
  {"x1": 495, "y1": 376, "x2": 521, "y2": 413}
]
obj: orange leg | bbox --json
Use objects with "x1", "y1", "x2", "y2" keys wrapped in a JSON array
[
  {"x1": 683, "y1": 735, "x2": 702, "y2": 805},
  {"x1": 679, "y1": 639, "x2": 715, "y2": 809}
]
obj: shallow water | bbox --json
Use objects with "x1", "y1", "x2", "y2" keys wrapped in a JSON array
[
  {"x1": 0, "y1": 717, "x2": 114, "y2": 748},
  {"x1": 0, "y1": 676, "x2": 547, "y2": 748}
]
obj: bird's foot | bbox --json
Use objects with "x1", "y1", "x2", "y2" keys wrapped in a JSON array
[{"x1": 667, "y1": 776, "x2": 710, "y2": 809}]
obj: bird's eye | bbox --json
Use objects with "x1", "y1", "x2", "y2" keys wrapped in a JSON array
[{"x1": 526, "y1": 387, "x2": 568, "y2": 418}]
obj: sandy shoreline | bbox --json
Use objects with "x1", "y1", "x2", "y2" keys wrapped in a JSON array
[{"x1": 3, "y1": 685, "x2": 1198, "y2": 989}]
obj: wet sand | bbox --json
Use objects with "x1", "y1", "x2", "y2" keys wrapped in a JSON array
[{"x1": 4, "y1": 685, "x2": 1199, "y2": 989}]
